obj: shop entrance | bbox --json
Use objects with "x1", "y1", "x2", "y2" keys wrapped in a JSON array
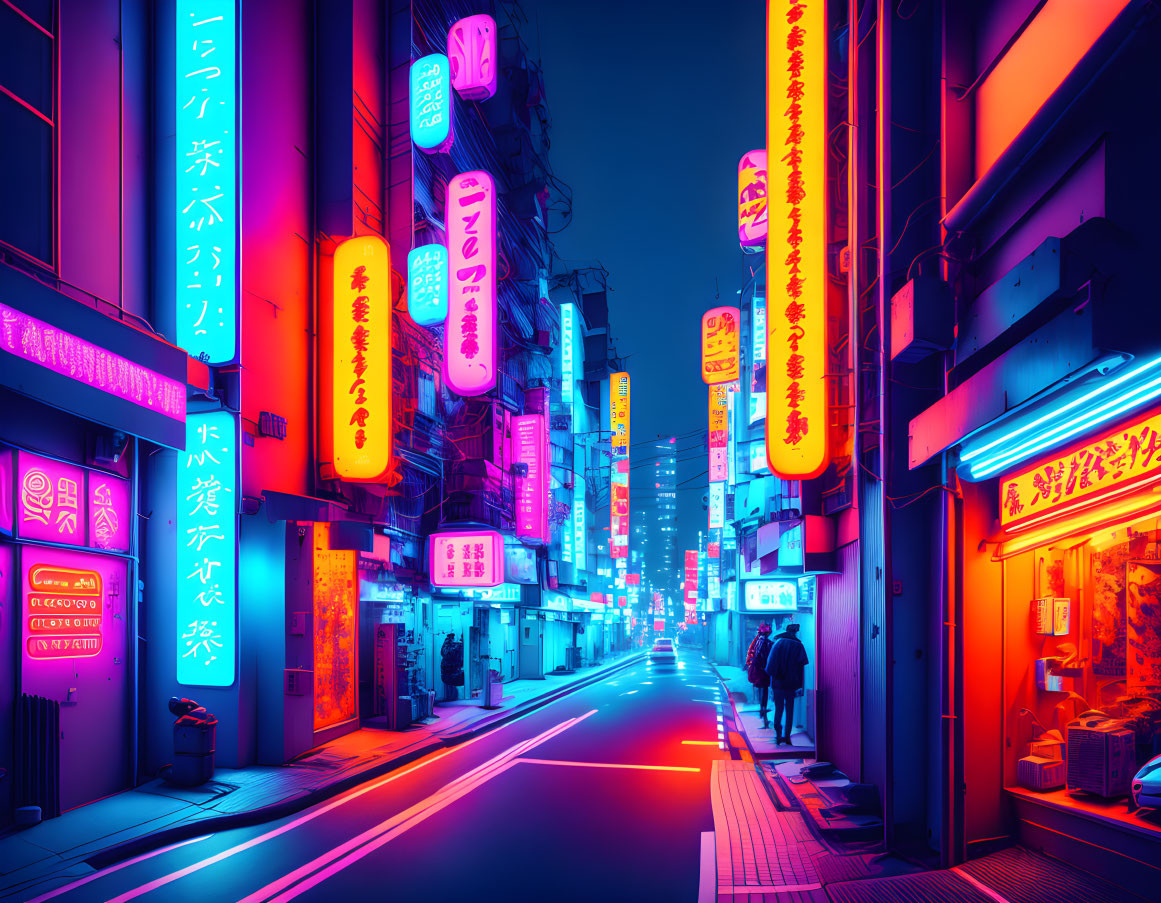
[{"x1": 741, "y1": 600, "x2": 816, "y2": 751}]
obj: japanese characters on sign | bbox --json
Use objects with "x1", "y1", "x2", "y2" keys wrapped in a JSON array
[
  {"x1": 410, "y1": 54, "x2": 454, "y2": 152},
  {"x1": 429, "y1": 531, "x2": 504, "y2": 588},
  {"x1": 611, "y1": 462, "x2": 630, "y2": 560},
  {"x1": 514, "y1": 414, "x2": 549, "y2": 543},
  {"x1": 561, "y1": 303, "x2": 578, "y2": 407},
  {"x1": 444, "y1": 172, "x2": 497, "y2": 396},
  {"x1": 701, "y1": 307, "x2": 740, "y2": 384},
  {"x1": 709, "y1": 383, "x2": 729, "y2": 482},
  {"x1": 0, "y1": 303, "x2": 186, "y2": 424},
  {"x1": 1000, "y1": 407, "x2": 1161, "y2": 529},
  {"x1": 745, "y1": 580, "x2": 798, "y2": 611},
  {"x1": 572, "y1": 440, "x2": 587, "y2": 565},
  {"x1": 738, "y1": 149, "x2": 769, "y2": 248},
  {"x1": 610, "y1": 372, "x2": 631, "y2": 452},
  {"x1": 8, "y1": 451, "x2": 131, "y2": 553},
  {"x1": 407, "y1": 244, "x2": 448, "y2": 327},
  {"x1": 448, "y1": 14, "x2": 497, "y2": 101},
  {"x1": 333, "y1": 235, "x2": 392, "y2": 481},
  {"x1": 24, "y1": 561, "x2": 104, "y2": 660},
  {"x1": 176, "y1": 411, "x2": 237, "y2": 686},
  {"x1": 766, "y1": 0, "x2": 829, "y2": 478},
  {"x1": 176, "y1": 0, "x2": 237, "y2": 363}
]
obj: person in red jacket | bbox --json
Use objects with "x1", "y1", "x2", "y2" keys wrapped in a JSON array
[{"x1": 745, "y1": 623, "x2": 774, "y2": 729}]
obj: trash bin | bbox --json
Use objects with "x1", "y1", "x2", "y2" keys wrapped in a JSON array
[{"x1": 161, "y1": 697, "x2": 217, "y2": 786}]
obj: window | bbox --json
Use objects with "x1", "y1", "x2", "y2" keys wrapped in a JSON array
[{"x1": 0, "y1": 0, "x2": 55, "y2": 265}]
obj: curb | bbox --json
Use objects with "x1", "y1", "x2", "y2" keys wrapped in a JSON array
[{"x1": 85, "y1": 651, "x2": 644, "y2": 869}]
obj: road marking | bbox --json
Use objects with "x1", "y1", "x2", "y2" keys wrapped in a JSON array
[
  {"x1": 681, "y1": 740, "x2": 719, "y2": 746},
  {"x1": 26, "y1": 836, "x2": 211, "y2": 903},
  {"x1": 239, "y1": 711, "x2": 598, "y2": 903},
  {"x1": 516, "y1": 758, "x2": 701, "y2": 773},
  {"x1": 952, "y1": 867, "x2": 1013, "y2": 903}
]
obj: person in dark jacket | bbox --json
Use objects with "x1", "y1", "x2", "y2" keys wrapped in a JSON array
[
  {"x1": 744, "y1": 623, "x2": 773, "y2": 729},
  {"x1": 765, "y1": 622, "x2": 809, "y2": 745}
]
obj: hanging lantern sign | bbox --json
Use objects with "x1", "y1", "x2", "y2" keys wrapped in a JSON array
[
  {"x1": 407, "y1": 243, "x2": 448, "y2": 326},
  {"x1": 410, "y1": 54, "x2": 453, "y2": 152},
  {"x1": 701, "y1": 307, "x2": 740, "y2": 384},
  {"x1": 738, "y1": 149, "x2": 768, "y2": 249},
  {"x1": 448, "y1": 14, "x2": 497, "y2": 101},
  {"x1": 444, "y1": 172, "x2": 497, "y2": 396}
]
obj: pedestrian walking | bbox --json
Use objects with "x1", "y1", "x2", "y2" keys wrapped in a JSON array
[
  {"x1": 765, "y1": 622, "x2": 809, "y2": 745},
  {"x1": 745, "y1": 623, "x2": 774, "y2": 729}
]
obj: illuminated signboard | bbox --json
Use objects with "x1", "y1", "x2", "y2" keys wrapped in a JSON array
[
  {"x1": 514, "y1": 414, "x2": 549, "y2": 543},
  {"x1": 429, "y1": 531, "x2": 504, "y2": 588},
  {"x1": 561, "y1": 303, "x2": 578, "y2": 407},
  {"x1": 701, "y1": 307, "x2": 740, "y2": 384},
  {"x1": 727, "y1": 384, "x2": 737, "y2": 485},
  {"x1": 407, "y1": 244, "x2": 448, "y2": 326},
  {"x1": 610, "y1": 372, "x2": 631, "y2": 452},
  {"x1": 332, "y1": 235, "x2": 392, "y2": 481},
  {"x1": 448, "y1": 14, "x2": 497, "y2": 101},
  {"x1": 709, "y1": 482, "x2": 725, "y2": 530},
  {"x1": 591, "y1": 591, "x2": 606, "y2": 605},
  {"x1": 313, "y1": 522, "x2": 357, "y2": 731},
  {"x1": 445, "y1": 172, "x2": 497, "y2": 396},
  {"x1": 176, "y1": 410, "x2": 237, "y2": 687},
  {"x1": 709, "y1": 384, "x2": 729, "y2": 482},
  {"x1": 1000, "y1": 406, "x2": 1161, "y2": 531},
  {"x1": 572, "y1": 442, "x2": 587, "y2": 565},
  {"x1": 738, "y1": 149, "x2": 768, "y2": 248},
  {"x1": 654, "y1": 619, "x2": 665, "y2": 632},
  {"x1": 767, "y1": 0, "x2": 829, "y2": 478},
  {"x1": 750, "y1": 293, "x2": 767, "y2": 425},
  {"x1": 0, "y1": 302, "x2": 186, "y2": 424},
  {"x1": 610, "y1": 467, "x2": 629, "y2": 560},
  {"x1": 708, "y1": 541, "x2": 720, "y2": 558},
  {"x1": 176, "y1": 0, "x2": 237, "y2": 364},
  {"x1": 744, "y1": 580, "x2": 798, "y2": 611},
  {"x1": 410, "y1": 54, "x2": 453, "y2": 152},
  {"x1": 24, "y1": 559, "x2": 104, "y2": 659}
]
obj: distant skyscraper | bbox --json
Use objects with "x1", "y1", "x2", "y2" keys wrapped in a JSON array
[{"x1": 630, "y1": 439, "x2": 679, "y2": 599}]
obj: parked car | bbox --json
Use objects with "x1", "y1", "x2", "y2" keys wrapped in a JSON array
[
  {"x1": 650, "y1": 638, "x2": 677, "y2": 664},
  {"x1": 1131, "y1": 752, "x2": 1161, "y2": 811}
]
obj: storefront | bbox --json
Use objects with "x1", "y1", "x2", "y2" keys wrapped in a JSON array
[{"x1": 961, "y1": 402, "x2": 1161, "y2": 892}]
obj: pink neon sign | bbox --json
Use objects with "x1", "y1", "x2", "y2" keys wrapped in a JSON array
[
  {"x1": 429, "y1": 530, "x2": 504, "y2": 587},
  {"x1": 0, "y1": 302, "x2": 186, "y2": 422},
  {"x1": 513, "y1": 414, "x2": 548, "y2": 543},
  {"x1": 448, "y1": 14, "x2": 497, "y2": 101},
  {"x1": 738, "y1": 150, "x2": 768, "y2": 247},
  {"x1": 8, "y1": 451, "x2": 131, "y2": 553},
  {"x1": 24, "y1": 556, "x2": 111, "y2": 660},
  {"x1": 444, "y1": 171, "x2": 497, "y2": 396}
]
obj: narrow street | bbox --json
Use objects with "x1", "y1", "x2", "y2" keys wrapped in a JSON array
[{"x1": 32, "y1": 656, "x2": 725, "y2": 903}]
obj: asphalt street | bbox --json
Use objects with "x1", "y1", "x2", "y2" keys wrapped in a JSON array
[{"x1": 25, "y1": 651, "x2": 731, "y2": 903}]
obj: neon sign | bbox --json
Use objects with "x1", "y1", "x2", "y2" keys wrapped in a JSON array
[
  {"x1": 750, "y1": 293, "x2": 767, "y2": 425},
  {"x1": 562, "y1": 303, "x2": 578, "y2": 407},
  {"x1": 313, "y1": 522, "x2": 357, "y2": 730},
  {"x1": 407, "y1": 243, "x2": 448, "y2": 327},
  {"x1": 0, "y1": 303, "x2": 186, "y2": 423},
  {"x1": 738, "y1": 149, "x2": 768, "y2": 248},
  {"x1": 744, "y1": 580, "x2": 798, "y2": 611},
  {"x1": 332, "y1": 235, "x2": 393, "y2": 481},
  {"x1": 709, "y1": 482, "x2": 725, "y2": 529},
  {"x1": 766, "y1": 0, "x2": 829, "y2": 478},
  {"x1": 444, "y1": 172, "x2": 497, "y2": 396},
  {"x1": 25, "y1": 561, "x2": 104, "y2": 659},
  {"x1": 573, "y1": 440, "x2": 587, "y2": 565},
  {"x1": 176, "y1": 411, "x2": 237, "y2": 686},
  {"x1": 610, "y1": 372, "x2": 630, "y2": 453},
  {"x1": 410, "y1": 54, "x2": 453, "y2": 152},
  {"x1": 1000, "y1": 405, "x2": 1161, "y2": 531},
  {"x1": 709, "y1": 384, "x2": 729, "y2": 482},
  {"x1": 701, "y1": 307, "x2": 740, "y2": 385},
  {"x1": 448, "y1": 14, "x2": 497, "y2": 101},
  {"x1": 176, "y1": 0, "x2": 237, "y2": 363},
  {"x1": 429, "y1": 531, "x2": 504, "y2": 587},
  {"x1": 514, "y1": 414, "x2": 549, "y2": 543}
]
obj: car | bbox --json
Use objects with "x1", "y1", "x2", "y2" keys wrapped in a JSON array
[
  {"x1": 650, "y1": 638, "x2": 677, "y2": 663},
  {"x1": 1131, "y1": 752, "x2": 1161, "y2": 811}
]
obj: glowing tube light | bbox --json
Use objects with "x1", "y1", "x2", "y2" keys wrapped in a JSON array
[{"x1": 997, "y1": 493, "x2": 1161, "y2": 559}]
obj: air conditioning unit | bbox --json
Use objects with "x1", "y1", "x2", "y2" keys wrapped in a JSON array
[{"x1": 1067, "y1": 714, "x2": 1135, "y2": 797}]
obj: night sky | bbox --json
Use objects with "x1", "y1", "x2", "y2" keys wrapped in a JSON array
[{"x1": 525, "y1": 0, "x2": 766, "y2": 561}]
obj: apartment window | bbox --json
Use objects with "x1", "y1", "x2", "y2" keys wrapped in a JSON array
[{"x1": 0, "y1": 0, "x2": 55, "y2": 265}]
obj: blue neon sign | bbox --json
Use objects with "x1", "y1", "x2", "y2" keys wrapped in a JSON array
[
  {"x1": 176, "y1": 0, "x2": 237, "y2": 363},
  {"x1": 410, "y1": 54, "x2": 453, "y2": 152},
  {"x1": 176, "y1": 410, "x2": 237, "y2": 686},
  {"x1": 407, "y1": 244, "x2": 449, "y2": 326}
]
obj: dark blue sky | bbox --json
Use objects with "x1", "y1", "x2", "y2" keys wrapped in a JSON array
[{"x1": 525, "y1": 0, "x2": 765, "y2": 559}]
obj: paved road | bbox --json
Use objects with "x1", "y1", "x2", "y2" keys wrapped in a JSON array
[{"x1": 27, "y1": 651, "x2": 730, "y2": 903}]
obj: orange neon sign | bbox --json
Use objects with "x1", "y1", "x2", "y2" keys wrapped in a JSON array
[
  {"x1": 312, "y1": 522, "x2": 357, "y2": 730},
  {"x1": 766, "y1": 0, "x2": 829, "y2": 479},
  {"x1": 332, "y1": 235, "x2": 393, "y2": 481},
  {"x1": 610, "y1": 371, "x2": 630, "y2": 453},
  {"x1": 701, "y1": 307, "x2": 740, "y2": 384},
  {"x1": 1000, "y1": 406, "x2": 1161, "y2": 531}
]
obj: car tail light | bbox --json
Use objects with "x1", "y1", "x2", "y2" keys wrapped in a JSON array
[{"x1": 1133, "y1": 781, "x2": 1143, "y2": 794}]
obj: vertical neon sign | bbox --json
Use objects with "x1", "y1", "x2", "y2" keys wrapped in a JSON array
[
  {"x1": 573, "y1": 439, "x2": 587, "y2": 568},
  {"x1": 513, "y1": 414, "x2": 548, "y2": 543},
  {"x1": 610, "y1": 373, "x2": 630, "y2": 565},
  {"x1": 561, "y1": 303, "x2": 578, "y2": 407},
  {"x1": 701, "y1": 307, "x2": 740, "y2": 384},
  {"x1": 750, "y1": 293, "x2": 767, "y2": 425},
  {"x1": 738, "y1": 149, "x2": 769, "y2": 248},
  {"x1": 708, "y1": 384, "x2": 729, "y2": 482},
  {"x1": 766, "y1": 0, "x2": 829, "y2": 478},
  {"x1": 332, "y1": 235, "x2": 393, "y2": 481},
  {"x1": 176, "y1": 410, "x2": 237, "y2": 686},
  {"x1": 448, "y1": 14, "x2": 497, "y2": 101},
  {"x1": 407, "y1": 243, "x2": 448, "y2": 326},
  {"x1": 444, "y1": 172, "x2": 497, "y2": 396},
  {"x1": 176, "y1": 0, "x2": 237, "y2": 363},
  {"x1": 410, "y1": 54, "x2": 453, "y2": 152}
]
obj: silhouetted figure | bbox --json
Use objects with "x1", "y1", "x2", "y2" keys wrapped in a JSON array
[
  {"x1": 765, "y1": 623, "x2": 808, "y2": 745},
  {"x1": 440, "y1": 632, "x2": 464, "y2": 701},
  {"x1": 745, "y1": 623, "x2": 773, "y2": 729}
]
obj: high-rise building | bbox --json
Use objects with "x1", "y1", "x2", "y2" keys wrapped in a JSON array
[{"x1": 630, "y1": 439, "x2": 679, "y2": 600}]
